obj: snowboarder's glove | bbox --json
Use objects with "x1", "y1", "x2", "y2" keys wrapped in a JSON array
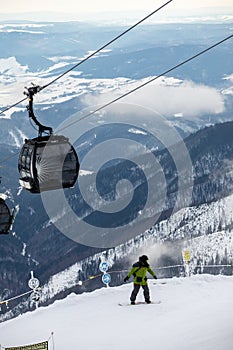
[
  {"x1": 124, "y1": 276, "x2": 129, "y2": 282},
  {"x1": 154, "y1": 275, "x2": 157, "y2": 279}
]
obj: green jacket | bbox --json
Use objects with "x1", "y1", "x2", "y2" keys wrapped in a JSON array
[{"x1": 127, "y1": 262, "x2": 156, "y2": 286}]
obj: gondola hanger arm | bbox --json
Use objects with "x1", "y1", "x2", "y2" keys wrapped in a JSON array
[{"x1": 24, "y1": 84, "x2": 53, "y2": 138}]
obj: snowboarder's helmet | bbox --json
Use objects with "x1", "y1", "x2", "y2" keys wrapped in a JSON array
[{"x1": 140, "y1": 255, "x2": 149, "y2": 262}]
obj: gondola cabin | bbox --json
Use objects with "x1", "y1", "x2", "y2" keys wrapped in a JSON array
[
  {"x1": 18, "y1": 135, "x2": 79, "y2": 193},
  {"x1": 18, "y1": 85, "x2": 80, "y2": 193},
  {"x1": 0, "y1": 196, "x2": 13, "y2": 234}
]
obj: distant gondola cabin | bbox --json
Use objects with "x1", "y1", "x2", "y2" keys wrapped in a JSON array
[{"x1": 0, "y1": 197, "x2": 13, "y2": 234}]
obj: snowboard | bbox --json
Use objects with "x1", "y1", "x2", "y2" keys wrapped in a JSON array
[{"x1": 118, "y1": 301, "x2": 161, "y2": 306}]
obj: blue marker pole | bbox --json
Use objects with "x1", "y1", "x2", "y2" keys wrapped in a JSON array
[{"x1": 99, "y1": 262, "x2": 111, "y2": 287}]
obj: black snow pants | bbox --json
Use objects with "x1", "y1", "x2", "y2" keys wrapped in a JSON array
[{"x1": 130, "y1": 283, "x2": 150, "y2": 302}]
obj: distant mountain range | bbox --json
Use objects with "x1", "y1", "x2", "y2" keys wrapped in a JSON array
[{"x1": 0, "y1": 21, "x2": 232, "y2": 143}]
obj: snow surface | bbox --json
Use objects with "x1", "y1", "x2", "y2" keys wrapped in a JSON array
[{"x1": 0, "y1": 274, "x2": 233, "y2": 350}]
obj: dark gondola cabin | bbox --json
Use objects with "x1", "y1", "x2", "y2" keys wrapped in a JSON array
[
  {"x1": 18, "y1": 135, "x2": 79, "y2": 193},
  {"x1": 0, "y1": 197, "x2": 13, "y2": 234},
  {"x1": 18, "y1": 85, "x2": 80, "y2": 193}
]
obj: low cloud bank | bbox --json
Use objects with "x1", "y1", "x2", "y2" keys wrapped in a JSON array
[{"x1": 81, "y1": 78, "x2": 225, "y2": 118}]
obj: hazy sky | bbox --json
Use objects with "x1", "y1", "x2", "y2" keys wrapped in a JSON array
[
  {"x1": 1, "y1": 0, "x2": 233, "y2": 13},
  {"x1": 1, "y1": 0, "x2": 232, "y2": 21}
]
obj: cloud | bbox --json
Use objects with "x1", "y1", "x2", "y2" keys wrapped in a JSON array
[{"x1": 81, "y1": 77, "x2": 225, "y2": 118}]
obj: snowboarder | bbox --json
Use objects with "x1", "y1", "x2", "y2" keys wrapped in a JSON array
[{"x1": 124, "y1": 255, "x2": 157, "y2": 304}]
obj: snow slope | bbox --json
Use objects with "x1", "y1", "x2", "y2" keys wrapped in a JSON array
[{"x1": 0, "y1": 274, "x2": 233, "y2": 350}]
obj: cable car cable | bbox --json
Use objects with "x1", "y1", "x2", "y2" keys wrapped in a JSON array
[
  {"x1": 40, "y1": 0, "x2": 174, "y2": 92},
  {"x1": 0, "y1": 0, "x2": 173, "y2": 117},
  {"x1": 0, "y1": 96, "x2": 28, "y2": 117},
  {"x1": 56, "y1": 33, "x2": 233, "y2": 133}
]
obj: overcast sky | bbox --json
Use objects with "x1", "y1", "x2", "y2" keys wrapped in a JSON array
[
  {"x1": 1, "y1": 0, "x2": 233, "y2": 21},
  {"x1": 1, "y1": 0, "x2": 233, "y2": 13}
]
